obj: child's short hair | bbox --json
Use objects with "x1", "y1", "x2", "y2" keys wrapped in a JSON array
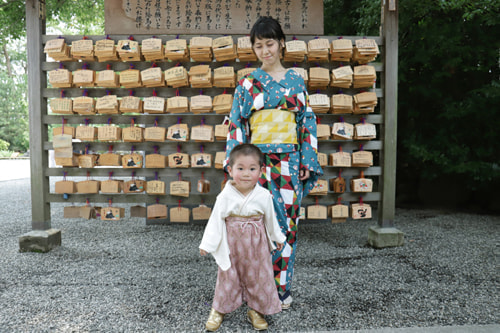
[
  {"x1": 250, "y1": 16, "x2": 286, "y2": 45},
  {"x1": 229, "y1": 143, "x2": 264, "y2": 167}
]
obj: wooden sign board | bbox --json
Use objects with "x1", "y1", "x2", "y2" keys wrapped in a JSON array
[{"x1": 105, "y1": 0, "x2": 323, "y2": 35}]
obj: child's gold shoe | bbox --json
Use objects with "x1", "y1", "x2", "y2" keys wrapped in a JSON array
[
  {"x1": 205, "y1": 308, "x2": 224, "y2": 331},
  {"x1": 247, "y1": 309, "x2": 268, "y2": 331}
]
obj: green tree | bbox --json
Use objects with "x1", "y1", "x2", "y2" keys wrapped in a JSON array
[
  {"x1": 396, "y1": 0, "x2": 500, "y2": 195},
  {"x1": 0, "y1": 1, "x2": 105, "y2": 152}
]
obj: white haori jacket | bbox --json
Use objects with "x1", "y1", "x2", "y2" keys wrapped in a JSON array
[{"x1": 199, "y1": 181, "x2": 287, "y2": 271}]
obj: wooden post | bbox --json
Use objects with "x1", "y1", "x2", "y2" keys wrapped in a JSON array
[
  {"x1": 26, "y1": 0, "x2": 51, "y2": 230},
  {"x1": 379, "y1": 0, "x2": 398, "y2": 228}
]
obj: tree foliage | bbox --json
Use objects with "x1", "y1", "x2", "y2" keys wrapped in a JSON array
[
  {"x1": 0, "y1": 1, "x2": 104, "y2": 152},
  {"x1": 325, "y1": 0, "x2": 500, "y2": 196}
]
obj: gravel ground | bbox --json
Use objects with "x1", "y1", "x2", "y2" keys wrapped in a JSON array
[{"x1": 0, "y1": 177, "x2": 499, "y2": 332}]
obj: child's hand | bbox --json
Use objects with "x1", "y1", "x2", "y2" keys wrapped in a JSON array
[
  {"x1": 200, "y1": 249, "x2": 208, "y2": 256},
  {"x1": 276, "y1": 243, "x2": 284, "y2": 251}
]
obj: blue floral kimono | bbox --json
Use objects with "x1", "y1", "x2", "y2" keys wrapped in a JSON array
[{"x1": 224, "y1": 68, "x2": 323, "y2": 298}]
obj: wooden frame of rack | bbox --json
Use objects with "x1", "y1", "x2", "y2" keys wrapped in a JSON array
[{"x1": 24, "y1": 0, "x2": 400, "y2": 246}]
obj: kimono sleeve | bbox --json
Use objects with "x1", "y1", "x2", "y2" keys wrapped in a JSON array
[
  {"x1": 296, "y1": 89, "x2": 324, "y2": 195},
  {"x1": 263, "y1": 192, "x2": 287, "y2": 245},
  {"x1": 199, "y1": 195, "x2": 226, "y2": 254},
  {"x1": 223, "y1": 83, "x2": 250, "y2": 172}
]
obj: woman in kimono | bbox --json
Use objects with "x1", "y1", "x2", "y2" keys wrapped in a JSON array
[{"x1": 224, "y1": 16, "x2": 323, "y2": 308}]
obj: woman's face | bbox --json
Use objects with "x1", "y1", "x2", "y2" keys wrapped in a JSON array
[{"x1": 253, "y1": 37, "x2": 282, "y2": 67}]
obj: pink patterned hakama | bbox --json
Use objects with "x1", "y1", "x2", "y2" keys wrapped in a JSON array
[{"x1": 212, "y1": 216, "x2": 282, "y2": 315}]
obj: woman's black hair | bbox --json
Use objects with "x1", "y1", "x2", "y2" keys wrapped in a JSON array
[{"x1": 250, "y1": 16, "x2": 286, "y2": 45}]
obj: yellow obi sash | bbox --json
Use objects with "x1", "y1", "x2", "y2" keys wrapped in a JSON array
[{"x1": 249, "y1": 109, "x2": 298, "y2": 145}]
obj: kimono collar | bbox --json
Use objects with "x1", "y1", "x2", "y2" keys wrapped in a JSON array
[{"x1": 254, "y1": 67, "x2": 289, "y2": 87}]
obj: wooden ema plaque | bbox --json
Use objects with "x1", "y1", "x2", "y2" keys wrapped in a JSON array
[
  {"x1": 122, "y1": 153, "x2": 143, "y2": 168},
  {"x1": 167, "y1": 96, "x2": 189, "y2": 113},
  {"x1": 330, "y1": 176, "x2": 346, "y2": 193},
  {"x1": 122, "y1": 126, "x2": 144, "y2": 142},
  {"x1": 237, "y1": 36, "x2": 257, "y2": 62},
  {"x1": 317, "y1": 152, "x2": 328, "y2": 167},
  {"x1": 145, "y1": 153, "x2": 167, "y2": 168},
  {"x1": 192, "y1": 205, "x2": 212, "y2": 220},
  {"x1": 48, "y1": 68, "x2": 72, "y2": 88},
  {"x1": 96, "y1": 69, "x2": 119, "y2": 87},
  {"x1": 144, "y1": 126, "x2": 166, "y2": 142},
  {"x1": 119, "y1": 68, "x2": 141, "y2": 87},
  {"x1": 352, "y1": 150, "x2": 374, "y2": 167},
  {"x1": 197, "y1": 178, "x2": 211, "y2": 193},
  {"x1": 191, "y1": 125, "x2": 214, "y2": 142},
  {"x1": 170, "y1": 180, "x2": 190, "y2": 197},
  {"x1": 71, "y1": 39, "x2": 94, "y2": 61},
  {"x1": 99, "y1": 152, "x2": 122, "y2": 166},
  {"x1": 330, "y1": 203, "x2": 349, "y2": 223},
  {"x1": 101, "y1": 180, "x2": 123, "y2": 194},
  {"x1": 73, "y1": 96, "x2": 95, "y2": 115},
  {"x1": 213, "y1": 36, "x2": 237, "y2": 62},
  {"x1": 130, "y1": 205, "x2": 147, "y2": 217},
  {"x1": 75, "y1": 126, "x2": 98, "y2": 141},
  {"x1": 213, "y1": 66, "x2": 236, "y2": 88},
  {"x1": 95, "y1": 39, "x2": 119, "y2": 62},
  {"x1": 101, "y1": 207, "x2": 125, "y2": 220},
  {"x1": 73, "y1": 69, "x2": 95, "y2": 88},
  {"x1": 98, "y1": 125, "x2": 122, "y2": 141},
  {"x1": 170, "y1": 206, "x2": 190, "y2": 223},
  {"x1": 214, "y1": 151, "x2": 226, "y2": 169},
  {"x1": 78, "y1": 154, "x2": 98, "y2": 168},
  {"x1": 50, "y1": 98, "x2": 73, "y2": 114},
  {"x1": 63, "y1": 206, "x2": 81, "y2": 218},
  {"x1": 76, "y1": 180, "x2": 100, "y2": 194},
  {"x1": 332, "y1": 122, "x2": 354, "y2": 140},
  {"x1": 351, "y1": 203, "x2": 372, "y2": 220},
  {"x1": 105, "y1": 0, "x2": 324, "y2": 35},
  {"x1": 213, "y1": 94, "x2": 233, "y2": 114},
  {"x1": 190, "y1": 95, "x2": 213, "y2": 113},
  {"x1": 53, "y1": 126, "x2": 75, "y2": 138},
  {"x1": 331, "y1": 94, "x2": 354, "y2": 114},
  {"x1": 55, "y1": 153, "x2": 79, "y2": 167},
  {"x1": 143, "y1": 96, "x2": 166, "y2": 114},
  {"x1": 189, "y1": 65, "x2": 212, "y2": 89},
  {"x1": 354, "y1": 122, "x2": 377, "y2": 140},
  {"x1": 168, "y1": 152, "x2": 190, "y2": 168},
  {"x1": 96, "y1": 95, "x2": 119, "y2": 114},
  {"x1": 330, "y1": 151, "x2": 352, "y2": 167},
  {"x1": 167, "y1": 124, "x2": 189, "y2": 141},
  {"x1": 55, "y1": 180, "x2": 77, "y2": 194},
  {"x1": 191, "y1": 153, "x2": 211, "y2": 168},
  {"x1": 146, "y1": 180, "x2": 166, "y2": 195},
  {"x1": 147, "y1": 204, "x2": 168, "y2": 219},
  {"x1": 120, "y1": 96, "x2": 143, "y2": 113},
  {"x1": 351, "y1": 176, "x2": 373, "y2": 193},
  {"x1": 165, "y1": 39, "x2": 189, "y2": 62},
  {"x1": 124, "y1": 179, "x2": 146, "y2": 193},
  {"x1": 307, "y1": 204, "x2": 328, "y2": 220},
  {"x1": 316, "y1": 124, "x2": 331, "y2": 140},
  {"x1": 141, "y1": 67, "x2": 165, "y2": 87},
  {"x1": 309, "y1": 179, "x2": 328, "y2": 196}
]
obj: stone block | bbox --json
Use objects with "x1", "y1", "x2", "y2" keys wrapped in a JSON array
[
  {"x1": 19, "y1": 229, "x2": 61, "y2": 253},
  {"x1": 368, "y1": 226, "x2": 404, "y2": 249}
]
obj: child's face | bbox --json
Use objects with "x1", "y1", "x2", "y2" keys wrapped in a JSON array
[{"x1": 227, "y1": 154, "x2": 263, "y2": 195}]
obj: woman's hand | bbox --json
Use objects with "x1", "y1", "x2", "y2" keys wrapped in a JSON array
[
  {"x1": 299, "y1": 169, "x2": 310, "y2": 181},
  {"x1": 276, "y1": 243, "x2": 284, "y2": 251},
  {"x1": 200, "y1": 249, "x2": 208, "y2": 256}
]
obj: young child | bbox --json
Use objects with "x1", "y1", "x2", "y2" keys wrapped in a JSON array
[{"x1": 200, "y1": 143, "x2": 286, "y2": 331}]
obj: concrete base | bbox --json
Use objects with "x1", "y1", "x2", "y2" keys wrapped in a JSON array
[
  {"x1": 368, "y1": 226, "x2": 404, "y2": 249},
  {"x1": 19, "y1": 229, "x2": 61, "y2": 253}
]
